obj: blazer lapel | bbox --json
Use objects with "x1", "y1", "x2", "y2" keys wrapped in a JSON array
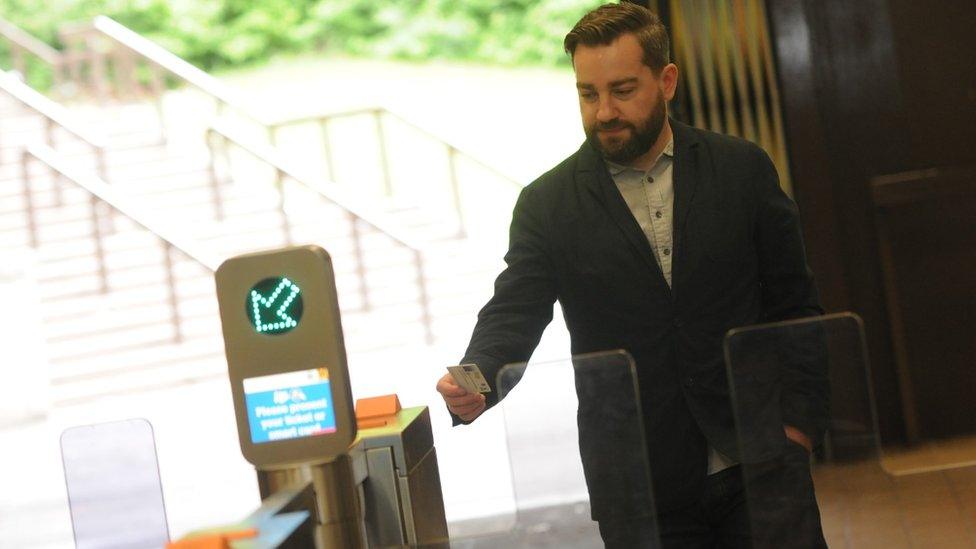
[
  {"x1": 575, "y1": 141, "x2": 671, "y2": 293},
  {"x1": 671, "y1": 119, "x2": 702, "y2": 239},
  {"x1": 670, "y1": 119, "x2": 704, "y2": 298}
]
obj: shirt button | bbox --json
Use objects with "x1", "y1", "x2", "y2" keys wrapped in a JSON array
[
  {"x1": 683, "y1": 377, "x2": 695, "y2": 388},
  {"x1": 655, "y1": 210, "x2": 663, "y2": 218},
  {"x1": 663, "y1": 248, "x2": 671, "y2": 256},
  {"x1": 646, "y1": 176, "x2": 654, "y2": 183}
]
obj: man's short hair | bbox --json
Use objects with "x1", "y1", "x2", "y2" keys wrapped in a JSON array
[{"x1": 564, "y1": 2, "x2": 671, "y2": 73}]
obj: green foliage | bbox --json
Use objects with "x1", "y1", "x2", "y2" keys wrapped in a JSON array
[
  {"x1": 0, "y1": 0, "x2": 602, "y2": 77},
  {"x1": 310, "y1": 0, "x2": 603, "y2": 66}
]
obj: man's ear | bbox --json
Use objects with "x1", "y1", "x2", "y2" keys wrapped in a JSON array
[{"x1": 660, "y1": 63, "x2": 679, "y2": 102}]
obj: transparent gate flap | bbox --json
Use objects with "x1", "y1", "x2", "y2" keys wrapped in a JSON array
[
  {"x1": 724, "y1": 313, "x2": 885, "y2": 548},
  {"x1": 61, "y1": 418, "x2": 169, "y2": 549},
  {"x1": 496, "y1": 350, "x2": 659, "y2": 547}
]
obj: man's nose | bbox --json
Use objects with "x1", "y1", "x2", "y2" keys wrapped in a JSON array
[{"x1": 596, "y1": 96, "x2": 617, "y2": 122}]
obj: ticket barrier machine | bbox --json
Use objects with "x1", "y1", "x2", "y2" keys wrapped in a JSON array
[
  {"x1": 254, "y1": 404, "x2": 449, "y2": 548},
  {"x1": 174, "y1": 246, "x2": 448, "y2": 548},
  {"x1": 169, "y1": 404, "x2": 447, "y2": 548}
]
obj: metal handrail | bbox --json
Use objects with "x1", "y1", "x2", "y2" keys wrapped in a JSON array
[
  {"x1": 0, "y1": 18, "x2": 59, "y2": 64},
  {"x1": 0, "y1": 71, "x2": 100, "y2": 144},
  {"x1": 3, "y1": 18, "x2": 438, "y2": 343},
  {"x1": 271, "y1": 107, "x2": 521, "y2": 186},
  {"x1": 0, "y1": 70, "x2": 108, "y2": 179},
  {"x1": 10, "y1": 16, "x2": 436, "y2": 342},
  {"x1": 77, "y1": 16, "x2": 514, "y2": 241},
  {"x1": 0, "y1": 71, "x2": 106, "y2": 152},
  {"x1": 269, "y1": 106, "x2": 524, "y2": 238},
  {"x1": 22, "y1": 143, "x2": 219, "y2": 343},
  {"x1": 85, "y1": 16, "x2": 268, "y2": 130},
  {"x1": 207, "y1": 121, "x2": 435, "y2": 344},
  {"x1": 0, "y1": 17, "x2": 63, "y2": 87}
]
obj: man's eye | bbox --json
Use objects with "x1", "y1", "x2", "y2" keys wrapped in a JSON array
[
  {"x1": 580, "y1": 91, "x2": 597, "y2": 101},
  {"x1": 613, "y1": 88, "x2": 636, "y2": 98}
]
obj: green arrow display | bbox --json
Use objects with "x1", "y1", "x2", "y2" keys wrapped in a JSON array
[{"x1": 246, "y1": 277, "x2": 304, "y2": 335}]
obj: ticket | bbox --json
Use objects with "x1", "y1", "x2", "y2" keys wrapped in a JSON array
[{"x1": 447, "y1": 364, "x2": 491, "y2": 394}]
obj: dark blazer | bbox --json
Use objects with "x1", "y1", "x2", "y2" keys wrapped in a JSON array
[{"x1": 457, "y1": 119, "x2": 826, "y2": 512}]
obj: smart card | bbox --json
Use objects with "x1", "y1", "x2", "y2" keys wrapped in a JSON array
[{"x1": 447, "y1": 364, "x2": 491, "y2": 394}]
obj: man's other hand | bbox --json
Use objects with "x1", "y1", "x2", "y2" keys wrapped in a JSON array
[
  {"x1": 784, "y1": 424, "x2": 813, "y2": 453},
  {"x1": 437, "y1": 372, "x2": 486, "y2": 422}
]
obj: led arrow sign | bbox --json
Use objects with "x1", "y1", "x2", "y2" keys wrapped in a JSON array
[{"x1": 246, "y1": 277, "x2": 303, "y2": 335}]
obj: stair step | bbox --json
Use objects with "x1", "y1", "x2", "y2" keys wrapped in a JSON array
[
  {"x1": 105, "y1": 144, "x2": 210, "y2": 172},
  {"x1": 46, "y1": 312, "x2": 222, "y2": 363},
  {"x1": 52, "y1": 351, "x2": 227, "y2": 406},
  {"x1": 45, "y1": 297, "x2": 219, "y2": 343},
  {"x1": 0, "y1": 153, "x2": 100, "y2": 182},
  {"x1": 38, "y1": 263, "x2": 214, "y2": 302},
  {"x1": 19, "y1": 228, "x2": 170, "y2": 263},
  {"x1": 44, "y1": 292, "x2": 216, "y2": 330},
  {"x1": 0, "y1": 199, "x2": 91, "y2": 229},
  {"x1": 106, "y1": 159, "x2": 212, "y2": 187},
  {"x1": 43, "y1": 280, "x2": 215, "y2": 322}
]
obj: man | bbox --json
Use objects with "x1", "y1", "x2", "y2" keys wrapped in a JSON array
[{"x1": 436, "y1": 3, "x2": 828, "y2": 547}]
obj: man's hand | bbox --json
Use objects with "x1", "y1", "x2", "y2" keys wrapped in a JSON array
[
  {"x1": 437, "y1": 372, "x2": 486, "y2": 422},
  {"x1": 784, "y1": 424, "x2": 813, "y2": 453}
]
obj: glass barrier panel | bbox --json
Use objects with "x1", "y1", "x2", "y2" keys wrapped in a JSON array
[
  {"x1": 493, "y1": 350, "x2": 660, "y2": 548},
  {"x1": 724, "y1": 313, "x2": 911, "y2": 548},
  {"x1": 60, "y1": 418, "x2": 170, "y2": 549}
]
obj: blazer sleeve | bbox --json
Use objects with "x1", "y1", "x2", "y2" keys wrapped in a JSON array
[
  {"x1": 751, "y1": 149, "x2": 830, "y2": 443},
  {"x1": 449, "y1": 184, "x2": 558, "y2": 426}
]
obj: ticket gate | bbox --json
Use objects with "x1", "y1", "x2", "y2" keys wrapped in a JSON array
[
  {"x1": 178, "y1": 245, "x2": 450, "y2": 548},
  {"x1": 60, "y1": 246, "x2": 657, "y2": 548},
  {"x1": 58, "y1": 307, "x2": 890, "y2": 549},
  {"x1": 255, "y1": 405, "x2": 448, "y2": 548},
  {"x1": 168, "y1": 403, "x2": 448, "y2": 548},
  {"x1": 51, "y1": 244, "x2": 908, "y2": 549}
]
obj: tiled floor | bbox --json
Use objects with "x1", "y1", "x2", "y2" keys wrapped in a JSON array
[
  {"x1": 882, "y1": 435, "x2": 976, "y2": 476},
  {"x1": 816, "y1": 460, "x2": 976, "y2": 548},
  {"x1": 453, "y1": 458, "x2": 976, "y2": 548}
]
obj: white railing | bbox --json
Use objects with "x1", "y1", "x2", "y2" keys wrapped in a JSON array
[{"x1": 22, "y1": 143, "x2": 219, "y2": 343}]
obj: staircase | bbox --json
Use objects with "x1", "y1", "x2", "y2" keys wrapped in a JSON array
[{"x1": 0, "y1": 16, "x2": 518, "y2": 407}]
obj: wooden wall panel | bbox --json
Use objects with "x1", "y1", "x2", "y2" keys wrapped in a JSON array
[
  {"x1": 873, "y1": 167, "x2": 976, "y2": 440},
  {"x1": 766, "y1": 0, "x2": 976, "y2": 443}
]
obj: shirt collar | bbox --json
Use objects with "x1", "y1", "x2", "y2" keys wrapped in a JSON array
[{"x1": 605, "y1": 136, "x2": 675, "y2": 176}]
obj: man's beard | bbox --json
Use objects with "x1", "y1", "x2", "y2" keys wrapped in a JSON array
[{"x1": 586, "y1": 94, "x2": 667, "y2": 165}]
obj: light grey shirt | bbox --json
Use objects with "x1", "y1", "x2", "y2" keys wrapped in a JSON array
[
  {"x1": 607, "y1": 138, "x2": 676, "y2": 286},
  {"x1": 607, "y1": 136, "x2": 737, "y2": 476}
]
